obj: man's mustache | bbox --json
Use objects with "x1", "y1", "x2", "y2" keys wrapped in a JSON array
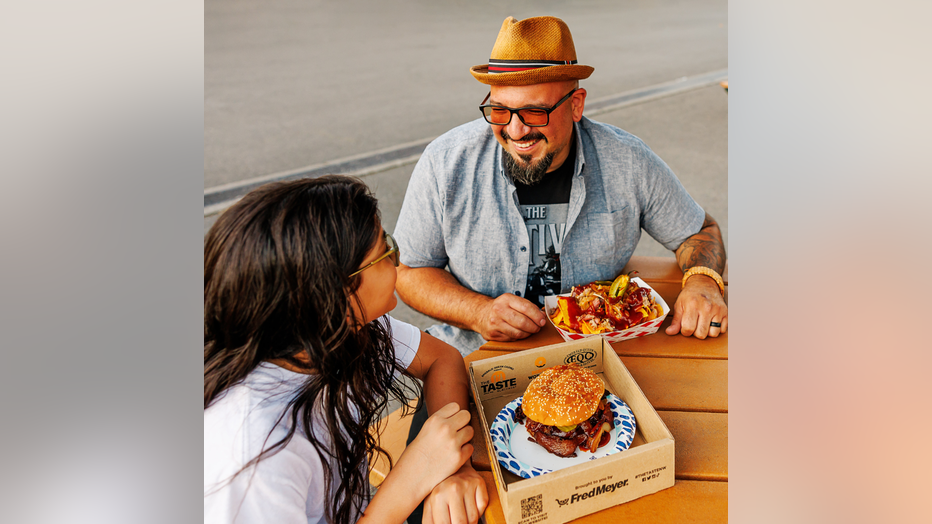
[{"x1": 501, "y1": 130, "x2": 547, "y2": 143}]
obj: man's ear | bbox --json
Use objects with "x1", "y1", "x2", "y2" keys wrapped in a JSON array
[{"x1": 571, "y1": 88, "x2": 587, "y2": 122}]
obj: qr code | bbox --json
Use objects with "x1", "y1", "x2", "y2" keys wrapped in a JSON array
[{"x1": 521, "y1": 494, "x2": 543, "y2": 519}]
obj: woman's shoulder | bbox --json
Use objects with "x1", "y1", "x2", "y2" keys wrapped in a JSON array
[
  {"x1": 204, "y1": 366, "x2": 327, "y2": 515},
  {"x1": 205, "y1": 366, "x2": 309, "y2": 463},
  {"x1": 382, "y1": 316, "x2": 421, "y2": 367},
  {"x1": 204, "y1": 382, "x2": 327, "y2": 523}
]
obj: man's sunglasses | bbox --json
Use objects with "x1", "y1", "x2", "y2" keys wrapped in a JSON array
[
  {"x1": 349, "y1": 232, "x2": 400, "y2": 277},
  {"x1": 478, "y1": 88, "x2": 578, "y2": 127}
]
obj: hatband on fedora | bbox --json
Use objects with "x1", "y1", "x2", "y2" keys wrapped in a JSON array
[{"x1": 470, "y1": 16, "x2": 594, "y2": 86}]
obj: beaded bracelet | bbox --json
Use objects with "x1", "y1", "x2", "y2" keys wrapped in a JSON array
[{"x1": 682, "y1": 266, "x2": 725, "y2": 296}]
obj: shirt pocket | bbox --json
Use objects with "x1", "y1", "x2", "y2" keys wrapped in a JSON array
[{"x1": 585, "y1": 206, "x2": 637, "y2": 271}]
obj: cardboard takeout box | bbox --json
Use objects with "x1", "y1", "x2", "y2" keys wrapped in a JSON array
[{"x1": 468, "y1": 337, "x2": 675, "y2": 524}]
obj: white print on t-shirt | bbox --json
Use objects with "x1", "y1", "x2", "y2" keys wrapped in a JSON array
[
  {"x1": 520, "y1": 204, "x2": 569, "y2": 307},
  {"x1": 527, "y1": 223, "x2": 567, "y2": 253}
]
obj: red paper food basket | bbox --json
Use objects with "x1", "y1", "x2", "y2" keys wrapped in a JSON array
[{"x1": 543, "y1": 277, "x2": 670, "y2": 343}]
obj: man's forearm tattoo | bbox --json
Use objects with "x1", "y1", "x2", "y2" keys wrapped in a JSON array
[{"x1": 677, "y1": 213, "x2": 726, "y2": 274}]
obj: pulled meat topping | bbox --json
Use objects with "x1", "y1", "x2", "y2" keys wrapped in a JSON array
[{"x1": 515, "y1": 394, "x2": 615, "y2": 457}]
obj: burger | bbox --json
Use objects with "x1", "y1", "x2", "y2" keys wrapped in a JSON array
[{"x1": 513, "y1": 363, "x2": 615, "y2": 457}]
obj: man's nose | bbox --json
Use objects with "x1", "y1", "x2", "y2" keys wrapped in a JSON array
[{"x1": 504, "y1": 114, "x2": 531, "y2": 140}]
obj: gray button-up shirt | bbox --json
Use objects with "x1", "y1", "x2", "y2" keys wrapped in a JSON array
[{"x1": 394, "y1": 117, "x2": 704, "y2": 355}]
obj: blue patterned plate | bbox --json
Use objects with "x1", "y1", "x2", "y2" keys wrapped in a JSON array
[{"x1": 489, "y1": 393, "x2": 636, "y2": 479}]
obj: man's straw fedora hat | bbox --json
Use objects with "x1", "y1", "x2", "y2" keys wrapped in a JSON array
[{"x1": 470, "y1": 16, "x2": 594, "y2": 86}]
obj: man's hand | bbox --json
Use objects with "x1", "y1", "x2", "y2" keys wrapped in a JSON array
[
  {"x1": 422, "y1": 463, "x2": 489, "y2": 524},
  {"x1": 475, "y1": 293, "x2": 546, "y2": 342},
  {"x1": 665, "y1": 275, "x2": 727, "y2": 338},
  {"x1": 397, "y1": 265, "x2": 546, "y2": 342},
  {"x1": 669, "y1": 211, "x2": 727, "y2": 339}
]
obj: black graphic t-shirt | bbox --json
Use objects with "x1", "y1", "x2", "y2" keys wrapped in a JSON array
[{"x1": 511, "y1": 139, "x2": 576, "y2": 307}]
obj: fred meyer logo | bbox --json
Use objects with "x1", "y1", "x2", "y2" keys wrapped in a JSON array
[
  {"x1": 480, "y1": 366, "x2": 516, "y2": 394},
  {"x1": 555, "y1": 479, "x2": 629, "y2": 506},
  {"x1": 564, "y1": 349, "x2": 596, "y2": 366}
]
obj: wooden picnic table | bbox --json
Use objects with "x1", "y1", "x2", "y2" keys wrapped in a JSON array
[
  {"x1": 467, "y1": 256, "x2": 727, "y2": 523},
  {"x1": 371, "y1": 256, "x2": 727, "y2": 523}
]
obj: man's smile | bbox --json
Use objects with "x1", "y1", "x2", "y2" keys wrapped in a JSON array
[
  {"x1": 501, "y1": 130, "x2": 547, "y2": 157},
  {"x1": 513, "y1": 139, "x2": 540, "y2": 152}
]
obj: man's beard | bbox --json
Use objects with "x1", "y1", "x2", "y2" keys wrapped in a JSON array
[{"x1": 501, "y1": 130, "x2": 554, "y2": 186}]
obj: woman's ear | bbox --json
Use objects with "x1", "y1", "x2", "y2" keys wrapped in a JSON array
[{"x1": 347, "y1": 293, "x2": 366, "y2": 328}]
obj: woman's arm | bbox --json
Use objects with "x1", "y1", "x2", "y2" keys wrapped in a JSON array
[
  {"x1": 360, "y1": 403, "x2": 476, "y2": 523},
  {"x1": 404, "y1": 331, "x2": 471, "y2": 414},
  {"x1": 359, "y1": 333, "x2": 488, "y2": 523}
]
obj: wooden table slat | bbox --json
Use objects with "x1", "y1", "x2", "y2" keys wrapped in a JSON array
[
  {"x1": 615, "y1": 329, "x2": 728, "y2": 359},
  {"x1": 658, "y1": 410, "x2": 728, "y2": 481},
  {"x1": 478, "y1": 321, "x2": 727, "y2": 360},
  {"x1": 368, "y1": 406, "x2": 413, "y2": 487},
  {"x1": 620, "y1": 356, "x2": 728, "y2": 413}
]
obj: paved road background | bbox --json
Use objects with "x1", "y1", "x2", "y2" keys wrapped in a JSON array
[{"x1": 205, "y1": 0, "x2": 727, "y2": 329}]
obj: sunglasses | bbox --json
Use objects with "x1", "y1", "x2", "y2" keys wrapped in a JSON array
[
  {"x1": 478, "y1": 88, "x2": 578, "y2": 127},
  {"x1": 349, "y1": 232, "x2": 400, "y2": 277}
]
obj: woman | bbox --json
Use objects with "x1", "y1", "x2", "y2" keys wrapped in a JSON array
[{"x1": 204, "y1": 176, "x2": 487, "y2": 524}]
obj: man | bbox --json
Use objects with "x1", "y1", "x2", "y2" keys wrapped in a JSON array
[
  {"x1": 396, "y1": 16, "x2": 727, "y2": 523},
  {"x1": 394, "y1": 15, "x2": 727, "y2": 357},
  {"x1": 395, "y1": 17, "x2": 728, "y2": 522}
]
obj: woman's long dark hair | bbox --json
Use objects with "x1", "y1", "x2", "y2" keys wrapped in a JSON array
[{"x1": 204, "y1": 175, "x2": 420, "y2": 524}]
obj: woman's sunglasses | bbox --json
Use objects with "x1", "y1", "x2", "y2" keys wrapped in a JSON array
[{"x1": 349, "y1": 232, "x2": 400, "y2": 277}]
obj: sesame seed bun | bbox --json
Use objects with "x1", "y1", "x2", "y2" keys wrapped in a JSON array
[{"x1": 522, "y1": 363, "x2": 604, "y2": 427}]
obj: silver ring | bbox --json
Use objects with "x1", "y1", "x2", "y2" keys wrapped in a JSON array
[{"x1": 710, "y1": 321, "x2": 722, "y2": 328}]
